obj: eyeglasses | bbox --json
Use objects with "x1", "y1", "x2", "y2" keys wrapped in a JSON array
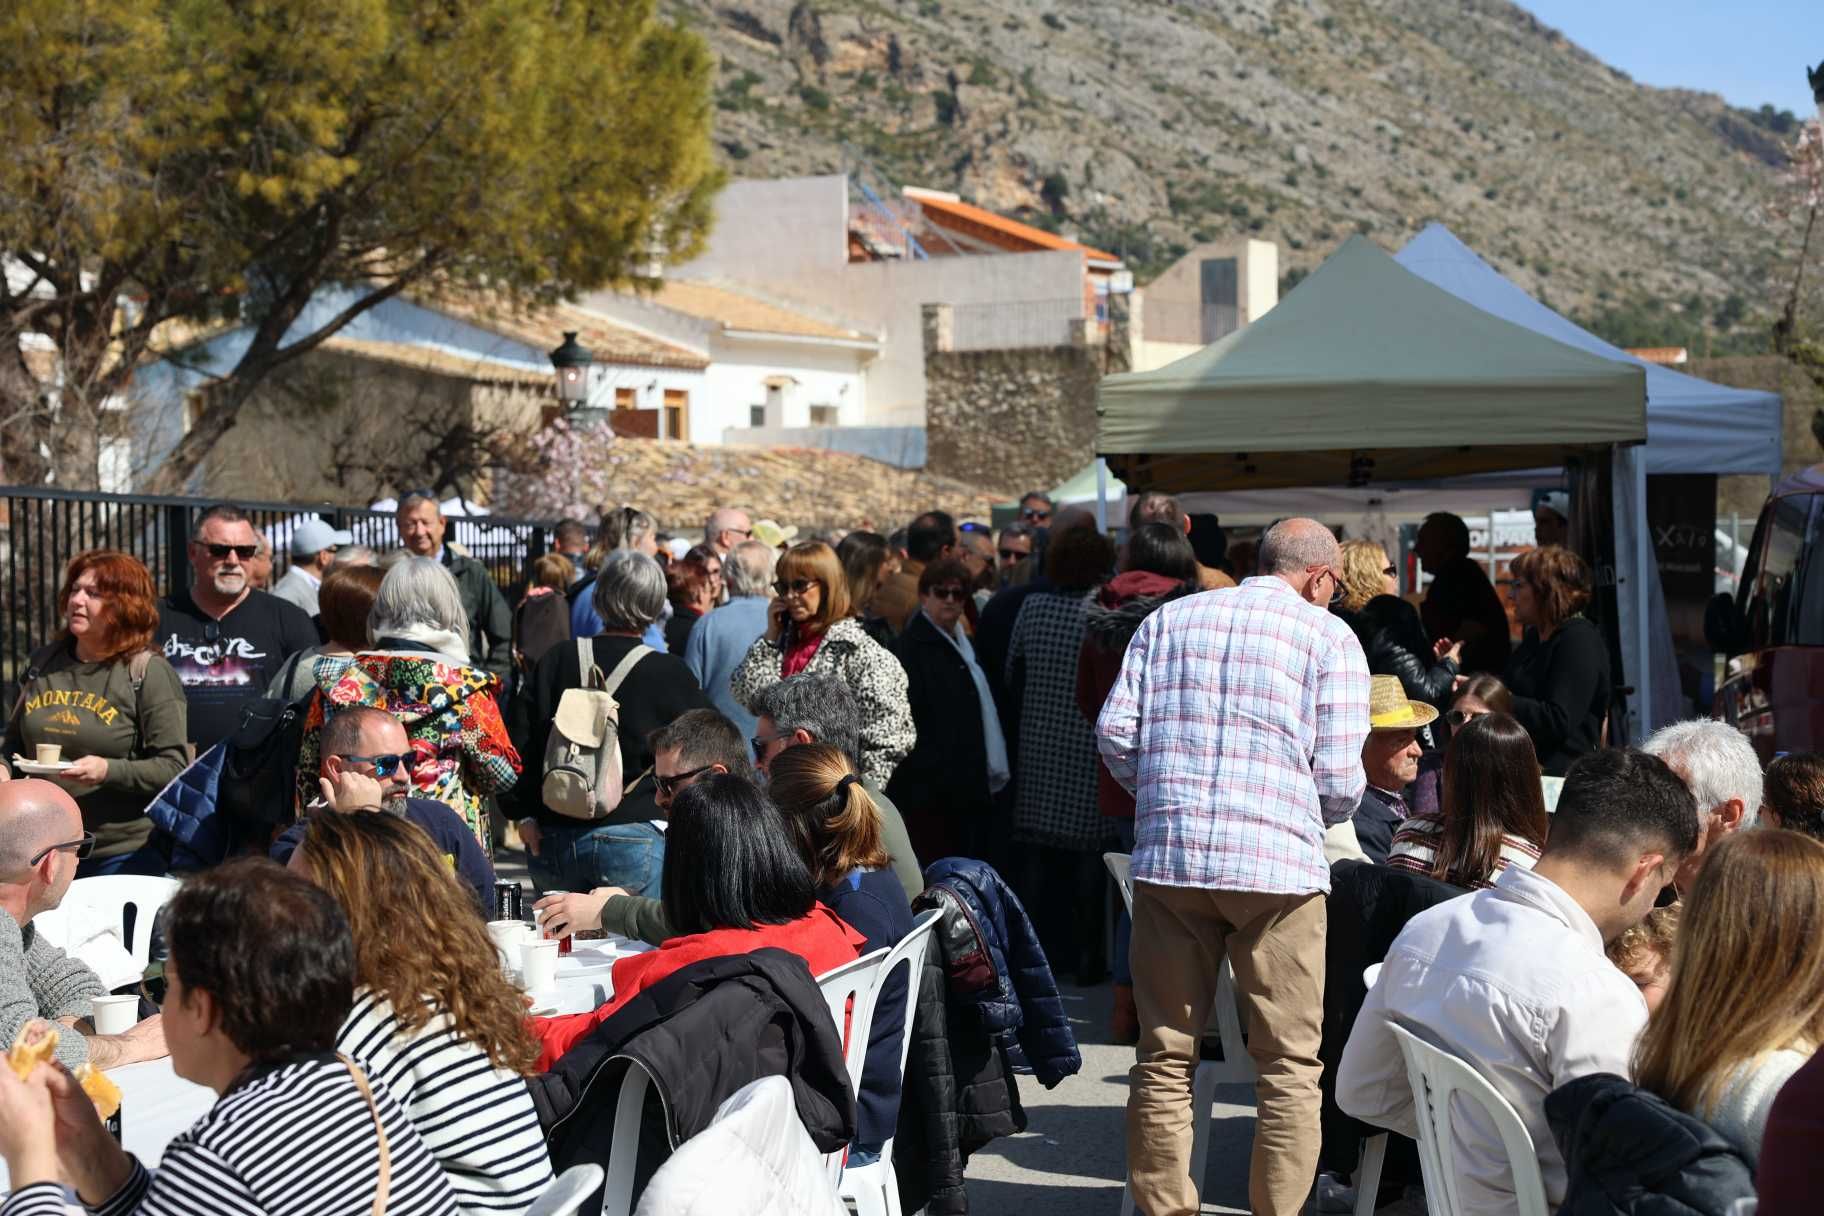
[
  {"x1": 751, "y1": 734, "x2": 784, "y2": 760},
  {"x1": 29, "y1": 832, "x2": 95, "y2": 866},
  {"x1": 1020, "y1": 508, "x2": 1051, "y2": 522},
  {"x1": 1382, "y1": 565, "x2": 1397, "y2": 578},
  {"x1": 724, "y1": 528, "x2": 752, "y2": 539},
  {"x1": 202, "y1": 544, "x2": 259, "y2": 561},
  {"x1": 656, "y1": 764, "x2": 716, "y2": 797},
  {"x1": 1446, "y1": 709, "x2": 1489, "y2": 728},
  {"x1": 927, "y1": 586, "x2": 967, "y2": 602},
  {"x1": 334, "y1": 751, "x2": 416, "y2": 779},
  {"x1": 998, "y1": 548, "x2": 1027, "y2": 562},
  {"x1": 773, "y1": 578, "x2": 819, "y2": 597}
]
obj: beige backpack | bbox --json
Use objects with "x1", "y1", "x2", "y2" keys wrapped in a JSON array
[{"x1": 540, "y1": 641, "x2": 652, "y2": 820}]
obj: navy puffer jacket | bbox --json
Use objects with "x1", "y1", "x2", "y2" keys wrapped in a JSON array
[
  {"x1": 1546, "y1": 1073, "x2": 1755, "y2": 1216},
  {"x1": 921, "y1": 857, "x2": 1081, "y2": 1088}
]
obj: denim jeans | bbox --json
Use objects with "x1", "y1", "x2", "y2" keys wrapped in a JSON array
[{"x1": 528, "y1": 820, "x2": 665, "y2": 898}]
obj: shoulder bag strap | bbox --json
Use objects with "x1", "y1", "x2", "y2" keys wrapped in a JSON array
[
  {"x1": 342, "y1": 1055, "x2": 391, "y2": 1216},
  {"x1": 576, "y1": 637, "x2": 605, "y2": 689},
  {"x1": 599, "y1": 644, "x2": 653, "y2": 700},
  {"x1": 8, "y1": 642, "x2": 61, "y2": 730}
]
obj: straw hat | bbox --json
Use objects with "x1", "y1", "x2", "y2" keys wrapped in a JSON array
[
  {"x1": 1368, "y1": 674, "x2": 1438, "y2": 731},
  {"x1": 751, "y1": 519, "x2": 799, "y2": 548}
]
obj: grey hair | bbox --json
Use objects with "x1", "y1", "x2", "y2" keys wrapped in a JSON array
[
  {"x1": 725, "y1": 539, "x2": 777, "y2": 599},
  {"x1": 751, "y1": 674, "x2": 861, "y2": 767},
  {"x1": 1642, "y1": 719, "x2": 1764, "y2": 827},
  {"x1": 369, "y1": 556, "x2": 470, "y2": 640},
  {"x1": 591, "y1": 549, "x2": 667, "y2": 632},
  {"x1": 1259, "y1": 518, "x2": 1340, "y2": 576},
  {"x1": 330, "y1": 544, "x2": 379, "y2": 569},
  {"x1": 396, "y1": 492, "x2": 441, "y2": 518}
]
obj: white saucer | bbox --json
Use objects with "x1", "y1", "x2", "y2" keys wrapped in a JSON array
[{"x1": 12, "y1": 757, "x2": 74, "y2": 776}]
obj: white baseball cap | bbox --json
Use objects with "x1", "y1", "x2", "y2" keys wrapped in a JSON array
[{"x1": 290, "y1": 517, "x2": 355, "y2": 555}]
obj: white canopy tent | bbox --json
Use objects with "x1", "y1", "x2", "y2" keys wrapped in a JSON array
[{"x1": 1393, "y1": 224, "x2": 1784, "y2": 738}]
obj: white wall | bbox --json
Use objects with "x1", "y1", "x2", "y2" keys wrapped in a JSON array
[
  {"x1": 682, "y1": 175, "x2": 851, "y2": 280},
  {"x1": 699, "y1": 336, "x2": 868, "y2": 443}
]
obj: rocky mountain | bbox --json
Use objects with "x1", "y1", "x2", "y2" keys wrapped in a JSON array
[{"x1": 672, "y1": 0, "x2": 1813, "y2": 351}]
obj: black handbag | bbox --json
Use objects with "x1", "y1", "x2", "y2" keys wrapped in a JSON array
[{"x1": 219, "y1": 650, "x2": 312, "y2": 828}]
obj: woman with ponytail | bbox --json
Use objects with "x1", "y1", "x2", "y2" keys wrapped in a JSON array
[{"x1": 769, "y1": 743, "x2": 916, "y2": 1166}]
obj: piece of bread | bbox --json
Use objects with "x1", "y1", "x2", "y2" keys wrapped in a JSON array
[
  {"x1": 75, "y1": 1062, "x2": 121, "y2": 1120},
  {"x1": 7, "y1": 1019, "x2": 58, "y2": 1081}
]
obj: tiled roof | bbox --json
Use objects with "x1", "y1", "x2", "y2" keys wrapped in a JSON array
[
  {"x1": 651, "y1": 280, "x2": 876, "y2": 344},
  {"x1": 904, "y1": 188, "x2": 1122, "y2": 264},
  {"x1": 1625, "y1": 346, "x2": 1689, "y2": 366},
  {"x1": 510, "y1": 439, "x2": 1010, "y2": 532},
  {"x1": 321, "y1": 337, "x2": 554, "y2": 385},
  {"x1": 418, "y1": 292, "x2": 710, "y2": 370}
]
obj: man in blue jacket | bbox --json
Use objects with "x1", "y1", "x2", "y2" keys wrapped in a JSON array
[
  {"x1": 682, "y1": 540, "x2": 775, "y2": 738},
  {"x1": 270, "y1": 706, "x2": 495, "y2": 910}
]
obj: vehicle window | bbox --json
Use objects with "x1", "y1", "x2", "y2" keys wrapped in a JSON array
[{"x1": 1746, "y1": 493, "x2": 1824, "y2": 647}]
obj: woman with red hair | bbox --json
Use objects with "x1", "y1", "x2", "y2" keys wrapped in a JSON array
[{"x1": 2, "y1": 550, "x2": 188, "y2": 875}]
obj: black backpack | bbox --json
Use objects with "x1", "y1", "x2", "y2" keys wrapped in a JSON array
[{"x1": 219, "y1": 649, "x2": 313, "y2": 831}]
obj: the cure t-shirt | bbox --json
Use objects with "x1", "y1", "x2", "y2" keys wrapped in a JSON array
[{"x1": 156, "y1": 586, "x2": 318, "y2": 750}]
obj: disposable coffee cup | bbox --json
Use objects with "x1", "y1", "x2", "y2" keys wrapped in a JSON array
[
  {"x1": 485, "y1": 920, "x2": 529, "y2": 970},
  {"x1": 35, "y1": 743, "x2": 62, "y2": 765},
  {"x1": 520, "y1": 940, "x2": 559, "y2": 992},
  {"x1": 91, "y1": 995, "x2": 139, "y2": 1036}
]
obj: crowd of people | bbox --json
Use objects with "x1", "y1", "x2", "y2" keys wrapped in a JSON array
[{"x1": 1, "y1": 488, "x2": 1820, "y2": 1216}]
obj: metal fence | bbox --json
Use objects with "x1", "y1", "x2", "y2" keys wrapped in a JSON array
[{"x1": 0, "y1": 486, "x2": 569, "y2": 697}]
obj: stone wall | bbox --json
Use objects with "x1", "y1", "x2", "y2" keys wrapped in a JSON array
[{"x1": 922, "y1": 295, "x2": 1131, "y2": 495}]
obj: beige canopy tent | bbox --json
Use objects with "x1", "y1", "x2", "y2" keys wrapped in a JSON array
[{"x1": 1097, "y1": 235, "x2": 1647, "y2": 492}]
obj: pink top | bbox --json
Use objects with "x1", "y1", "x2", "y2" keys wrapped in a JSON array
[{"x1": 781, "y1": 630, "x2": 824, "y2": 679}]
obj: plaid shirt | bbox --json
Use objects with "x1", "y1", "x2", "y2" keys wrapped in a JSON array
[{"x1": 1096, "y1": 576, "x2": 1371, "y2": 895}]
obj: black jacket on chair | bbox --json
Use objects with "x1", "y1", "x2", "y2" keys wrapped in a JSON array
[
  {"x1": 1546, "y1": 1073, "x2": 1756, "y2": 1216},
  {"x1": 528, "y1": 949, "x2": 855, "y2": 1215},
  {"x1": 888, "y1": 612, "x2": 993, "y2": 842},
  {"x1": 1320, "y1": 861, "x2": 1468, "y2": 1179}
]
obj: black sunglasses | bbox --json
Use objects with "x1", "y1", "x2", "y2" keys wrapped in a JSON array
[
  {"x1": 334, "y1": 751, "x2": 416, "y2": 779},
  {"x1": 1446, "y1": 709, "x2": 1489, "y2": 728},
  {"x1": 773, "y1": 578, "x2": 819, "y2": 596},
  {"x1": 751, "y1": 734, "x2": 783, "y2": 760},
  {"x1": 29, "y1": 832, "x2": 95, "y2": 866},
  {"x1": 1020, "y1": 508, "x2": 1051, "y2": 522},
  {"x1": 202, "y1": 543, "x2": 259, "y2": 561},
  {"x1": 998, "y1": 548, "x2": 1026, "y2": 562},
  {"x1": 927, "y1": 585, "x2": 968, "y2": 602},
  {"x1": 1382, "y1": 565, "x2": 1397, "y2": 577},
  {"x1": 656, "y1": 764, "x2": 716, "y2": 797}
]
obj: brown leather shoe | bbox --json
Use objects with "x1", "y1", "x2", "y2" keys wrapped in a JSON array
[{"x1": 1110, "y1": 983, "x2": 1140, "y2": 1044}]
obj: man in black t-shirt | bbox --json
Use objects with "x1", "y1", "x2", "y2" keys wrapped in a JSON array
[
  {"x1": 156, "y1": 504, "x2": 319, "y2": 752},
  {"x1": 1415, "y1": 511, "x2": 1512, "y2": 678}
]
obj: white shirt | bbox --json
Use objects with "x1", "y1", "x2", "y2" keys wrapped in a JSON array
[{"x1": 1336, "y1": 864, "x2": 1646, "y2": 1215}]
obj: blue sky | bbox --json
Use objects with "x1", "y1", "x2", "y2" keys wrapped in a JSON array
[{"x1": 1518, "y1": 1, "x2": 1821, "y2": 116}]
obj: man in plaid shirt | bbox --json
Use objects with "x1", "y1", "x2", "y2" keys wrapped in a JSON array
[{"x1": 1097, "y1": 517, "x2": 1371, "y2": 1216}]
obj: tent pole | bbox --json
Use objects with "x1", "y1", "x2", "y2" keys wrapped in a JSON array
[
  {"x1": 1633, "y1": 454, "x2": 1652, "y2": 740},
  {"x1": 1095, "y1": 458, "x2": 1110, "y2": 532}
]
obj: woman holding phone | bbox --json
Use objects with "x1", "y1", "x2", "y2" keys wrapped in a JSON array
[{"x1": 731, "y1": 541, "x2": 913, "y2": 787}]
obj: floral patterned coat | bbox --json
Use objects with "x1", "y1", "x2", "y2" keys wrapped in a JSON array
[
  {"x1": 295, "y1": 650, "x2": 521, "y2": 845},
  {"x1": 730, "y1": 616, "x2": 915, "y2": 787}
]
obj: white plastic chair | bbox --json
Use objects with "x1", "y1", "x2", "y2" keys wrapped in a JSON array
[
  {"x1": 528, "y1": 1164, "x2": 605, "y2": 1216},
  {"x1": 814, "y1": 946, "x2": 891, "y2": 1184},
  {"x1": 837, "y1": 908, "x2": 943, "y2": 1216},
  {"x1": 1106, "y1": 852, "x2": 1254, "y2": 1216},
  {"x1": 1388, "y1": 1023, "x2": 1551, "y2": 1216},
  {"x1": 633, "y1": 1076, "x2": 847, "y2": 1216},
  {"x1": 59, "y1": 875, "x2": 180, "y2": 971},
  {"x1": 1354, "y1": 964, "x2": 1389, "y2": 1216},
  {"x1": 599, "y1": 1058, "x2": 663, "y2": 1216}
]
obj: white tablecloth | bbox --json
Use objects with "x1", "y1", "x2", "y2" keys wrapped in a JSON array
[
  {"x1": 528, "y1": 935, "x2": 652, "y2": 1016},
  {"x1": 0, "y1": 1057, "x2": 215, "y2": 1195}
]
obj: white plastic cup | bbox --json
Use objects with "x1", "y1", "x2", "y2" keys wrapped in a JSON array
[
  {"x1": 34, "y1": 743, "x2": 62, "y2": 765},
  {"x1": 91, "y1": 995, "x2": 139, "y2": 1036},
  {"x1": 486, "y1": 920, "x2": 529, "y2": 970},
  {"x1": 520, "y1": 940, "x2": 559, "y2": 992}
]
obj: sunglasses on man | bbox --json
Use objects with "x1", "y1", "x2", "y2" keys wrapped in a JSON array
[
  {"x1": 998, "y1": 548, "x2": 1027, "y2": 563},
  {"x1": 926, "y1": 585, "x2": 968, "y2": 602},
  {"x1": 29, "y1": 832, "x2": 95, "y2": 866},
  {"x1": 656, "y1": 764, "x2": 718, "y2": 798},
  {"x1": 334, "y1": 751, "x2": 416, "y2": 779},
  {"x1": 1020, "y1": 508, "x2": 1051, "y2": 522},
  {"x1": 202, "y1": 544, "x2": 259, "y2": 561}
]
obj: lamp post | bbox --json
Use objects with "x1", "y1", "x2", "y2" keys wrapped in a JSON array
[{"x1": 548, "y1": 330, "x2": 599, "y2": 425}]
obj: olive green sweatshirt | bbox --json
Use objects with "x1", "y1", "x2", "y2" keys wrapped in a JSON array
[{"x1": 4, "y1": 643, "x2": 189, "y2": 857}]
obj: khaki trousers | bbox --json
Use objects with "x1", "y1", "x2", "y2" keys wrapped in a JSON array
[{"x1": 1126, "y1": 881, "x2": 1327, "y2": 1216}]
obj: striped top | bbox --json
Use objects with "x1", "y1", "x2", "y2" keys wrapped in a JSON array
[
  {"x1": 67, "y1": 1054, "x2": 457, "y2": 1216},
  {"x1": 1386, "y1": 812, "x2": 1542, "y2": 890},
  {"x1": 337, "y1": 989, "x2": 553, "y2": 1215}
]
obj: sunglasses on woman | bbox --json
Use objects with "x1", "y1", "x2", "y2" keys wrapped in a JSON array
[
  {"x1": 773, "y1": 578, "x2": 818, "y2": 597},
  {"x1": 335, "y1": 751, "x2": 416, "y2": 779},
  {"x1": 1446, "y1": 709, "x2": 1489, "y2": 728},
  {"x1": 927, "y1": 585, "x2": 968, "y2": 602}
]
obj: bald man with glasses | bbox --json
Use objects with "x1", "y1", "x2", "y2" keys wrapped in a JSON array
[{"x1": 0, "y1": 780, "x2": 167, "y2": 1071}]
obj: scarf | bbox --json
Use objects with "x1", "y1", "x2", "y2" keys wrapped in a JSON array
[{"x1": 924, "y1": 610, "x2": 1011, "y2": 794}]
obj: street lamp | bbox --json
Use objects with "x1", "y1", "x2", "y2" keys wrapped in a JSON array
[{"x1": 548, "y1": 330, "x2": 595, "y2": 408}]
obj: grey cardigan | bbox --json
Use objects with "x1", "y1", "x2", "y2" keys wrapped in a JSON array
[{"x1": 1, "y1": 910, "x2": 106, "y2": 1068}]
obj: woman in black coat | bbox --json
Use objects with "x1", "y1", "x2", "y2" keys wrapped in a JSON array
[
  {"x1": 888, "y1": 557, "x2": 1009, "y2": 862},
  {"x1": 1505, "y1": 545, "x2": 1611, "y2": 776},
  {"x1": 1335, "y1": 539, "x2": 1461, "y2": 706}
]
